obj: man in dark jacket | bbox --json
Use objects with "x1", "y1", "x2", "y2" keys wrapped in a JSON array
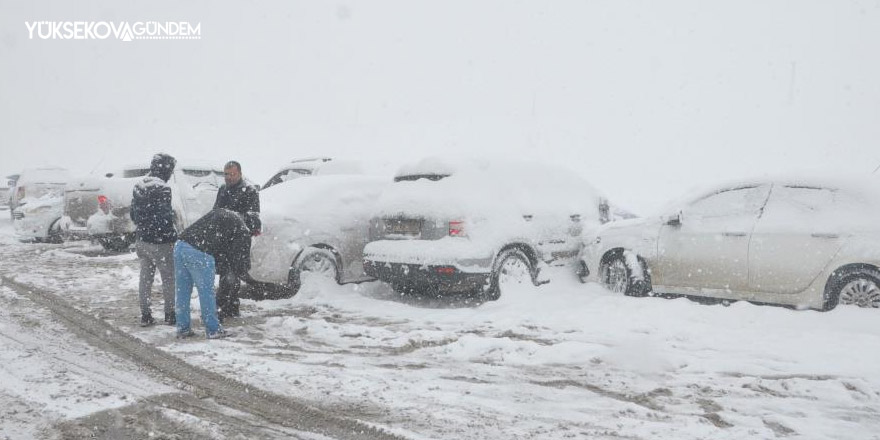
[
  {"x1": 213, "y1": 160, "x2": 260, "y2": 320},
  {"x1": 174, "y1": 208, "x2": 253, "y2": 339},
  {"x1": 130, "y1": 153, "x2": 177, "y2": 327}
]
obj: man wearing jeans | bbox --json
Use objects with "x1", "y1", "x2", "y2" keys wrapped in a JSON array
[
  {"x1": 174, "y1": 208, "x2": 253, "y2": 339},
  {"x1": 130, "y1": 153, "x2": 177, "y2": 327}
]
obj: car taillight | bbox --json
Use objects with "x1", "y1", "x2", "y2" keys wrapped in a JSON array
[
  {"x1": 97, "y1": 195, "x2": 111, "y2": 214},
  {"x1": 435, "y1": 266, "x2": 456, "y2": 275},
  {"x1": 448, "y1": 220, "x2": 465, "y2": 237}
]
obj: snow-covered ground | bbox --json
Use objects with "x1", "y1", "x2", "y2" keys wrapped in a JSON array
[{"x1": 2, "y1": 216, "x2": 879, "y2": 439}]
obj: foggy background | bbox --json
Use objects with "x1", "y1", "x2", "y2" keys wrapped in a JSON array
[{"x1": 2, "y1": 0, "x2": 879, "y2": 213}]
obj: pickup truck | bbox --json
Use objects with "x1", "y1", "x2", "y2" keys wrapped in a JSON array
[{"x1": 61, "y1": 163, "x2": 224, "y2": 251}]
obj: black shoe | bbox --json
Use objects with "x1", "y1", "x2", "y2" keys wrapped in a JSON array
[
  {"x1": 164, "y1": 314, "x2": 176, "y2": 326},
  {"x1": 140, "y1": 315, "x2": 156, "y2": 327},
  {"x1": 176, "y1": 329, "x2": 196, "y2": 339}
]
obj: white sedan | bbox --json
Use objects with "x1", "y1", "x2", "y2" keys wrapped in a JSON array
[{"x1": 578, "y1": 177, "x2": 880, "y2": 310}]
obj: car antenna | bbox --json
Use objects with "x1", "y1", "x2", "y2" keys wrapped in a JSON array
[{"x1": 873, "y1": 162, "x2": 880, "y2": 174}]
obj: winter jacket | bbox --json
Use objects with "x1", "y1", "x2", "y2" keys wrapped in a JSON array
[
  {"x1": 130, "y1": 176, "x2": 177, "y2": 244},
  {"x1": 213, "y1": 179, "x2": 261, "y2": 233},
  {"x1": 179, "y1": 209, "x2": 252, "y2": 278}
]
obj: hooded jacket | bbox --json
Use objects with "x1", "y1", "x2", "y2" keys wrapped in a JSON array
[{"x1": 130, "y1": 176, "x2": 177, "y2": 244}]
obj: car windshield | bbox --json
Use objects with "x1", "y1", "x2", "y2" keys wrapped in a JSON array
[{"x1": 393, "y1": 173, "x2": 450, "y2": 182}]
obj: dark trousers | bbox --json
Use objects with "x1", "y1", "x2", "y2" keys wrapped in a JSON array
[{"x1": 216, "y1": 263, "x2": 241, "y2": 318}]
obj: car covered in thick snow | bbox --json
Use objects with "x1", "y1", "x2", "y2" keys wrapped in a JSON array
[
  {"x1": 62, "y1": 163, "x2": 224, "y2": 251},
  {"x1": 11, "y1": 167, "x2": 72, "y2": 243},
  {"x1": 247, "y1": 174, "x2": 388, "y2": 297},
  {"x1": 362, "y1": 157, "x2": 613, "y2": 299},
  {"x1": 261, "y1": 157, "x2": 365, "y2": 191},
  {"x1": 578, "y1": 177, "x2": 880, "y2": 310}
]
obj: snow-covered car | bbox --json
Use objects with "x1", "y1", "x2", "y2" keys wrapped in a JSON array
[
  {"x1": 10, "y1": 167, "x2": 72, "y2": 243},
  {"x1": 578, "y1": 177, "x2": 880, "y2": 310},
  {"x1": 63, "y1": 163, "x2": 224, "y2": 251},
  {"x1": 261, "y1": 157, "x2": 364, "y2": 190},
  {"x1": 362, "y1": 157, "x2": 612, "y2": 299},
  {"x1": 248, "y1": 174, "x2": 388, "y2": 296}
]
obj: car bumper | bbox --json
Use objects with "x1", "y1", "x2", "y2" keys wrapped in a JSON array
[
  {"x1": 59, "y1": 216, "x2": 91, "y2": 240},
  {"x1": 363, "y1": 239, "x2": 495, "y2": 271},
  {"x1": 87, "y1": 211, "x2": 135, "y2": 236},
  {"x1": 363, "y1": 239, "x2": 495, "y2": 292},
  {"x1": 363, "y1": 260, "x2": 491, "y2": 293}
]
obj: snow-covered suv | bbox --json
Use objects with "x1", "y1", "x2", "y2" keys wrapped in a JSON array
[{"x1": 363, "y1": 157, "x2": 612, "y2": 299}]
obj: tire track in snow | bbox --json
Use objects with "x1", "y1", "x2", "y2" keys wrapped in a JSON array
[{"x1": 1, "y1": 275, "x2": 410, "y2": 440}]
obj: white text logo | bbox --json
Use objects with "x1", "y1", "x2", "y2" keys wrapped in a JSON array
[{"x1": 25, "y1": 21, "x2": 201, "y2": 42}]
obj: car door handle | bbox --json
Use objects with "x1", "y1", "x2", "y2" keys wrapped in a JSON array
[
  {"x1": 722, "y1": 232, "x2": 747, "y2": 237},
  {"x1": 811, "y1": 233, "x2": 839, "y2": 239}
]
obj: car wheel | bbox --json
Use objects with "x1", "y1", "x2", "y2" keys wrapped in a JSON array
[
  {"x1": 483, "y1": 248, "x2": 534, "y2": 301},
  {"x1": 825, "y1": 268, "x2": 880, "y2": 310},
  {"x1": 576, "y1": 260, "x2": 590, "y2": 284},
  {"x1": 288, "y1": 248, "x2": 340, "y2": 294},
  {"x1": 46, "y1": 219, "x2": 64, "y2": 244},
  {"x1": 600, "y1": 253, "x2": 649, "y2": 297},
  {"x1": 98, "y1": 234, "x2": 135, "y2": 252}
]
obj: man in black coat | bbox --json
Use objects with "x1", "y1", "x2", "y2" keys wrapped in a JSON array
[
  {"x1": 213, "y1": 160, "x2": 261, "y2": 319},
  {"x1": 130, "y1": 153, "x2": 177, "y2": 327}
]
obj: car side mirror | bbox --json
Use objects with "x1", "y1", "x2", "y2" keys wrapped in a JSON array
[
  {"x1": 105, "y1": 172, "x2": 114, "y2": 178},
  {"x1": 665, "y1": 211, "x2": 683, "y2": 226}
]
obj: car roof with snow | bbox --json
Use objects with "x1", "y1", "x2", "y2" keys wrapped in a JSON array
[
  {"x1": 259, "y1": 174, "x2": 388, "y2": 219},
  {"x1": 382, "y1": 156, "x2": 606, "y2": 220},
  {"x1": 16, "y1": 167, "x2": 71, "y2": 184}
]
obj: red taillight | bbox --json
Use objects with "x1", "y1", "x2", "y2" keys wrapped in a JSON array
[
  {"x1": 435, "y1": 266, "x2": 456, "y2": 275},
  {"x1": 97, "y1": 195, "x2": 110, "y2": 214},
  {"x1": 448, "y1": 220, "x2": 465, "y2": 237}
]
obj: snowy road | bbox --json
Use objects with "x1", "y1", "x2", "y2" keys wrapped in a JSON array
[{"x1": 1, "y1": 216, "x2": 880, "y2": 439}]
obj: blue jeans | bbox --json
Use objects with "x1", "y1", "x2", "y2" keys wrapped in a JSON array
[{"x1": 174, "y1": 240, "x2": 223, "y2": 336}]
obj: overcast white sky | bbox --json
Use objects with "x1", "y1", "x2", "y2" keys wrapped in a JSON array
[{"x1": 2, "y1": 1, "x2": 879, "y2": 212}]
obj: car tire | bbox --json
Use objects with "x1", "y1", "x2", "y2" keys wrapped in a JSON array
[
  {"x1": 576, "y1": 260, "x2": 590, "y2": 284},
  {"x1": 482, "y1": 248, "x2": 535, "y2": 301},
  {"x1": 46, "y1": 219, "x2": 64, "y2": 244},
  {"x1": 288, "y1": 247, "x2": 340, "y2": 295},
  {"x1": 600, "y1": 253, "x2": 649, "y2": 297},
  {"x1": 98, "y1": 234, "x2": 135, "y2": 252},
  {"x1": 822, "y1": 267, "x2": 880, "y2": 311}
]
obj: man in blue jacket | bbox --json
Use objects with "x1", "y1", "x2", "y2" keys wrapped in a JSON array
[{"x1": 130, "y1": 153, "x2": 177, "y2": 327}]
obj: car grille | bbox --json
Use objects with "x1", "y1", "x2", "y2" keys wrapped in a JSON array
[
  {"x1": 384, "y1": 218, "x2": 422, "y2": 237},
  {"x1": 12, "y1": 211, "x2": 24, "y2": 220}
]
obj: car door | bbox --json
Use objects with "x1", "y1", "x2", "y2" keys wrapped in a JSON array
[
  {"x1": 748, "y1": 185, "x2": 845, "y2": 294},
  {"x1": 654, "y1": 184, "x2": 771, "y2": 294}
]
